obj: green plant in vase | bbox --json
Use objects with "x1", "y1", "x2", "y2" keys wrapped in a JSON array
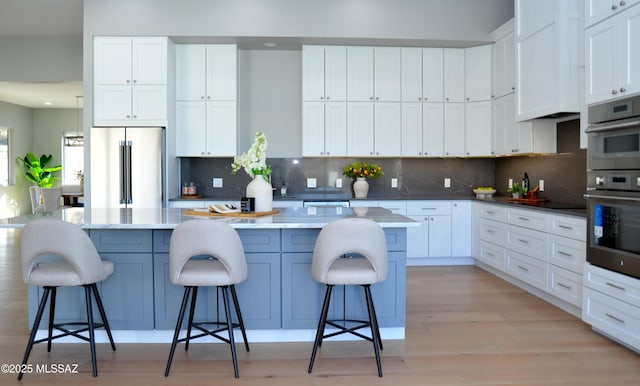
[{"x1": 17, "y1": 152, "x2": 62, "y2": 188}]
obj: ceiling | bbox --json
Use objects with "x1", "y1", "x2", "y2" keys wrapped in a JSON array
[{"x1": 0, "y1": 0, "x2": 83, "y2": 109}]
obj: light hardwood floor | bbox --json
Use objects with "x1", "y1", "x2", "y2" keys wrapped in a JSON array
[{"x1": 0, "y1": 228, "x2": 638, "y2": 385}]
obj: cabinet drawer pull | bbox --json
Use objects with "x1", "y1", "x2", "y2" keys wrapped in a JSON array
[
  {"x1": 558, "y1": 225, "x2": 573, "y2": 230},
  {"x1": 422, "y1": 208, "x2": 437, "y2": 210},
  {"x1": 485, "y1": 229, "x2": 495, "y2": 234},
  {"x1": 612, "y1": 4, "x2": 618, "y2": 10},
  {"x1": 517, "y1": 238, "x2": 529, "y2": 244},
  {"x1": 486, "y1": 252, "x2": 495, "y2": 257},
  {"x1": 485, "y1": 210, "x2": 495, "y2": 214},
  {"x1": 517, "y1": 217, "x2": 530, "y2": 221},
  {"x1": 557, "y1": 282, "x2": 572, "y2": 290},
  {"x1": 606, "y1": 282, "x2": 626, "y2": 291},
  {"x1": 605, "y1": 313, "x2": 625, "y2": 324},
  {"x1": 517, "y1": 265, "x2": 529, "y2": 272},
  {"x1": 558, "y1": 251, "x2": 573, "y2": 257}
]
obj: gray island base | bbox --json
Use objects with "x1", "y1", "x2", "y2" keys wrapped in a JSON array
[{"x1": 1, "y1": 207, "x2": 415, "y2": 343}]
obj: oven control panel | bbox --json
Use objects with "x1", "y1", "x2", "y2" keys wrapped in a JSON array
[{"x1": 588, "y1": 170, "x2": 640, "y2": 192}]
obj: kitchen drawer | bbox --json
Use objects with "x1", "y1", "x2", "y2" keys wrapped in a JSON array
[
  {"x1": 583, "y1": 287, "x2": 640, "y2": 351},
  {"x1": 406, "y1": 200, "x2": 451, "y2": 216},
  {"x1": 548, "y1": 234, "x2": 586, "y2": 274},
  {"x1": 478, "y1": 218, "x2": 507, "y2": 245},
  {"x1": 477, "y1": 203, "x2": 507, "y2": 222},
  {"x1": 507, "y1": 207, "x2": 548, "y2": 232},
  {"x1": 547, "y1": 265, "x2": 582, "y2": 307},
  {"x1": 477, "y1": 240, "x2": 505, "y2": 272},
  {"x1": 378, "y1": 200, "x2": 406, "y2": 215},
  {"x1": 90, "y1": 229, "x2": 153, "y2": 253},
  {"x1": 584, "y1": 264, "x2": 640, "y2": 306},
  {"x1": 505, "y1": 249, "x2": 547, "y2": 291},
  {"x1": 168, "y1": 200, "x2": 206, "y2": 208},
  {"x1": 506, "y1": 225, "x2": 548, "y2": 262},
  {"x1": 549, "y1": 214, "x2": 586, "y2": 241}
]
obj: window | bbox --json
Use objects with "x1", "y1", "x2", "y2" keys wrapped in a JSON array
[
  {"x1": 62, "y1": 133, "x2": 84, "y2": 185},
  {"x1": 0, "y1": 127, "x2": 11, "y2": 186}
]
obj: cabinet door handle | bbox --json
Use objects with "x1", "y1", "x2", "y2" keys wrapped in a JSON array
[
  {"x1": 558, "y1": 225, "x2": 573, "y2": 230},
  {"x1": 557, "y1": 282, "x2": 572, "y2": 290},
  {"x1": 517, "y1": 238, "x2": 529, "y2": 244},
  {"x1": 605, "y1": 313, "x2": 625, "y2": 324},
  {"x1": 517, "y1": 265, "x2": 529, "y2": 272},
  {"x1": 606, "y1": 282, "x2": 626, "y2": 291},
  {"x1": 201, "y1": 96, "x2": 205, "y2": 99},
  {"x1": 558, "y1": 251, "x2": 573, "y2": 257},
  {"x1": 620, "y1": 87, "x2": 626, "y2": 93},
  {"x1": 620, "y1": 1, "x2": 626, "y2": 6},
  {"x1": 612, "y1": 89, "x2": 618, "y2": 94},
  {"x1": 517, "y1": 217, "x2": 530, "y2": 221},
  {"x1": 612, "y1": 4, "x2": 618, "y2": 10}
]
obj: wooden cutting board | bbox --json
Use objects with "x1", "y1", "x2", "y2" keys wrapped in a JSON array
[{"x1": 183, "y1": 209, "x2": 279, "y2": 218}]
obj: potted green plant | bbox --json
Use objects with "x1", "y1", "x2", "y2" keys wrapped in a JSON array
[
  {"x1": 509, "y1": 182, "x2": 523, "y2": 199},
  {"x1": 17, "y1": 152, "x2": 62, "y2": 188}
]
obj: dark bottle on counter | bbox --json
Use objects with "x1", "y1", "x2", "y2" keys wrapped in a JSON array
[{"x1": 522, "y1": 173, "x2": 530, "y2": 198}]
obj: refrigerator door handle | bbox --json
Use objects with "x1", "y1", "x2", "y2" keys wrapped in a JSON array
[
  {"x1": 119, "y1": 141, "x2": 127, "y2": 204},
  {"x1": 124, "y1": 140, "x2": 133, "y2": 204}
]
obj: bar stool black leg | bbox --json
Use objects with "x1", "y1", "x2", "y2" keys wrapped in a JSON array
[
  {"x1": 185, "y1": 286, "x2": 198, "y2": 351},
  {"x1": 365, "y1": 285, "x2": 383, "y2": 351},
  {"x1": 18, "y1": 287, "x2": 50, "y2": 380},
  {"x1": 47, "y1": 287, "x2": 57, "y2": 352},
  {"x1": 221, "y1": 286, "x2": 239, "y2": 378},
  {"x1": 364, "y1": 285, "x2": 383, "y2": 377},
  {"x1": 165, "y1": 287, "x2": 191, "y2": 377},
  {"x1": 91, "y1": 284, "x2": 116, "y2": 351},
  {"x1": 308, "y1": 284, "x2": 333, "y2": 373},
  {"x1": 84, "y1": 285, "x2": 98, "y2": 377},
  {"x1": 230, "y1": 284, "x2": 250, "y2": 352}
]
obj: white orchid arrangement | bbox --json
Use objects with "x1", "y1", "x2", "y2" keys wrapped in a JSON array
[{"x1": 231, "y1": 132, "x2": 272, "y2": 181}]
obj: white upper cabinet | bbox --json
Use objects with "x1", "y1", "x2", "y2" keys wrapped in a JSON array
[
  {"x1": 401, "y1": 48, "x2": 423, "y2": 102},
  {"x1": 347, "y1": 47, "x2": 374, "y2": 101},
  {"x1": 465, "y1": 100, "x2": 492, "y2": 156},
  {"x1": 586, "y1": 2, "x2": 640, "y2": 104},
  {"x1": 302, "y1": 101, "x2": 347, "y2": 157},
  {"x1": 515, "y1": 0, "x2": 583, "y2": 120},
  {"x1": 176, "y1": 44, "x2": 237, "y2": 101},
  {"x1": 443, "y1": 49, "x2": 465, "y2": 103},
  {"x1": 443, "y1": 102, "x2": 465, "y2": 156},
  {"x1": 347, "y1": 47, "x2": 401, "y2": 102},
  {"x1": 175, "y1": 44, "x2": 237, "y2": 157},
  {"x1": 585, "y1": 0, "x2": 640, "y2": 27},
  {"x1": 423, "y1": 48, "x2": 445, "y2": 103},
  {"x1": 94, "y1": 36, "x2": 168, "y2": 126},
  {"x1": 302, "y1": 46, "x2": 346, "y2": 101},
  {"x1": 465, "y1": 45, "x2": 492, "y2": 102},
  {"x1": 492, "y1": 28, "x2": 516, "y2": 99}
]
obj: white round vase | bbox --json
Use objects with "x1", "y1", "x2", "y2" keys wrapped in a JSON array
[
  {"x1": 353, "y1": 177, "x2": 369, "y2": 199},
  {"x1": 246, "y1": 175, "x2": 273, "y2": 212}
]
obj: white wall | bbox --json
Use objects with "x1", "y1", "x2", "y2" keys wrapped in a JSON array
[
  {"x1": 0, "y1": 101, "x2": 33, "y2": 217},
  {"x1": 238, "y1": 50, "x2": 301, "y2": 157},
  {"x1": 0, "y1": 36, "x2": 82, "y2": 82}
]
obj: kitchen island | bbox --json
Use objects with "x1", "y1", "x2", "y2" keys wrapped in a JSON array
[{"x1": 2, "y1": 206, "x2": 416, "y2": 343}]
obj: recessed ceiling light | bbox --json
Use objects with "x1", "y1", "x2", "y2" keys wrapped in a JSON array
[
  {"x1": 264, "y1": 42, "x2": 276, "y2": 48},
  {"x1": 44, "y1": 102, "x2": 52, "y2": 106}
]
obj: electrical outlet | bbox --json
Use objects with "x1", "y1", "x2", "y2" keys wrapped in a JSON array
[
  {"x1": 336, "y1": 178, "x2": 342, "y2": 188},
  {"x1": 509, "y1": 178, "x2": 513, "y2": 189},
  {"x1": 444, "y1": 178, "x2": 451, "y2": 188},
  {"x1": 391, "y1": 178, "x2": 398, "y2": 188},
  {"x1": 212, "y1": 177, "x2": 223, "y2": 188},
  {"x1": 307, "y1": 178, "x2": 317, "y2": 188},
  {"x1": 539, "y1": 179, "x2": 545, "y2": 191}
]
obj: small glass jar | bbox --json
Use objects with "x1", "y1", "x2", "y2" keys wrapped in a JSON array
[{"x1": 188, "y1": 182, "x2": 196, "y2": 196}]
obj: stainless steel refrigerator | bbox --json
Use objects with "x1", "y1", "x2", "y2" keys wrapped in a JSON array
[{"x1": 90, "y1": 127, "x2": 164, "y2": 208}]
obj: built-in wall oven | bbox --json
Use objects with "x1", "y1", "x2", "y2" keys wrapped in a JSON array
[{"x1": 585, "y1": 95, "x2": 640, "y2": 279}]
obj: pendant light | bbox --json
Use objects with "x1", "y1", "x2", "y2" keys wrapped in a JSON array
[{"x1": 64, "y1": 96, "x2": 84, "y2": 147}]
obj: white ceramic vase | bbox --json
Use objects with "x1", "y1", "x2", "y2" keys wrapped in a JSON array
[
  {"x1": 353, "y1": 177, "x2": 369, "y2": 199},
  {"x1": 246, "y1": 175, "x2": 273, "y2": 212}
]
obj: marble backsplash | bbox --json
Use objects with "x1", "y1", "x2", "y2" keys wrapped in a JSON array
[{"x1": 180, "y1": 119, "x2": 586, "y2": 205}]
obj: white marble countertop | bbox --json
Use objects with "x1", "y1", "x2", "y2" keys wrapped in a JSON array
[{"x1": 0, "y1": 206, "x2": 418, "y2": 229}]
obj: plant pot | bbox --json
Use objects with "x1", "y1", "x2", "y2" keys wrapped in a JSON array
[
  {"x1": 353, "y1": 177, "x2": 369, "y2": 199},
  {"x1": 511, "y1": 192, "x2": 521, "y2": 199},
  {"x1": 246, "y1": 175, "x2": 273, "y2": 212}
]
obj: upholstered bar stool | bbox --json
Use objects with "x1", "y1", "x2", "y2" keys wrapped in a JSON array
[
  {"x1": 165, "y1": 220, "x2": 250, "y2": 378},
  {"x1": 19, "y1": 218, "x2": 116, "y2": 380},
  {"x1": 308, "y1": 218, "x2": 388, "y2": 377}
]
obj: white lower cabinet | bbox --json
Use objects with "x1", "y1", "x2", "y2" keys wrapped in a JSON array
[
  {"x1": 473, "y1": 202, "x2": 586, "y2": 314},
  {"x1": 583, "y1": 264, "x2": 640, "y2": 352}
]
